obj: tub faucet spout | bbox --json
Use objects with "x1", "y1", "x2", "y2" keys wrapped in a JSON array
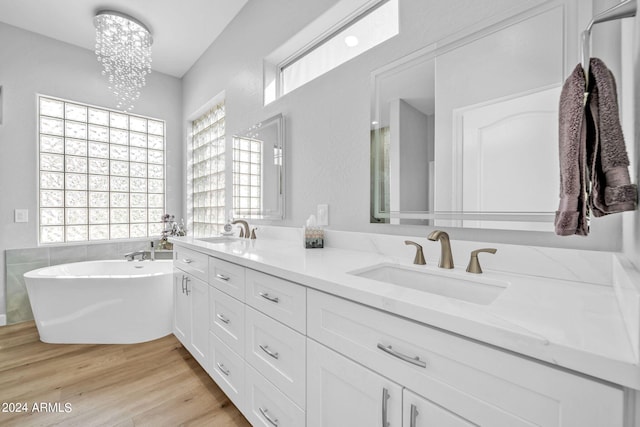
[{"x1": 124, "y1": 250, "x2": 146, "y2": 261}]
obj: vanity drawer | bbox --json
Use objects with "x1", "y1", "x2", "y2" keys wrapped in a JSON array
[
  {"x1": 245, "y1": 269, "x2": 306, "y2": 333},
  {"x1": 209, "y1": 332, "x2": 244, "y2": 412},
  {"x1": 209, "y1": 257, "x2": 245, "y2": 300},
  {"x1": 174, "y1": 246, "x2": 208, "y2": 282},
  {"x1": 245, "y1": 306, "x2": 306, "y2": 409},
  {"x1": 244, "y1": 364, "x2": 305, "y2": 427},
  {"x1": 210, "y1": 287, "x2": 245, "y2": 357},
  {"x1": 307, "y1": 289, "x2": 624, "y2": 427}
]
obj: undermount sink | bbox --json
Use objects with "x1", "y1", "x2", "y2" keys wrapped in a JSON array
[{"x1": 349, "y1": 263, "x2": 508, "y2": 305}]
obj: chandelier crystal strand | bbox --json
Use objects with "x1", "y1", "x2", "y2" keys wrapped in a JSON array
[{"x1": 94, "y1": 11, "x2": 153, "y2": 111}]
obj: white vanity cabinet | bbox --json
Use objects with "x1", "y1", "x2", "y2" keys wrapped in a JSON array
[
  {"x1": 307, "y1": 338, "x2": 402, "y2": 427},
  {"x1": 307, "y1": 289, "x2": 625, "y2": 427},
  {"x1": 208, "y1": 256, "x2": 246, "y2": 412},
  {"x1": 243, "y1": 269, "x2": 307, "y2": 420},
  {"x1": 308, "y1": 337, "x2": 485, "y2": 427},
  {"x1": 174, "y1": 245, "x2": 211, "y2": 368},
  {"x1": 204, "y1": 253, "x2": 307, "y2": 423},
  {"x1": 173, "y1": 242, "x2": 629, "y2": 427},
  {"x1": 172, "y1": 269, "x2": 209, "y2": 369}
]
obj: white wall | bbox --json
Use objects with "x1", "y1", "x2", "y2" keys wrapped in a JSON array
[
  {"x1": 0, "y1": 22, "x2": 183, "y2": 318},
  {"x1": 183, "y1": 0, "x2": 630, "y2": 252}
]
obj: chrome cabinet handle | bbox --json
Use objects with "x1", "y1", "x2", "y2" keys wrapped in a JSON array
[
  {"x1": 216, "y1": 273, "x2": 230, "y2": 281},
  {"x1": 216, "y1": 313, "x2": 230, "y2": 324},
  {"x1": 184, "y1": 276, "x2": 190, "y2": 296},
  {"x1": 259, "y1": 407, "x2": 279, "y2": 427},
  {"x1": 181, "y1": 275, "x2": 187, "y2": 294},
  {"x1": 410, "y1": 404, "x2": 419, "y2": 427},
  {"x1": 377, "y1": 343, "x2": 427, "y2": 368},
  {"x1": 216, "y1": 362, "x2": 230, "y2": 376},
  {"x1": 382, "y1": 387, "x2": 390, "y2": 427},
  {"x1": 259, "y1": 292, "x2": 279, "y2": 303},
  {"x1": 259, "y1": 344, "x2": 279, "y2": 360},
  {"x1": 182, "y1": 258, "x2": 193, "y2": 264}
]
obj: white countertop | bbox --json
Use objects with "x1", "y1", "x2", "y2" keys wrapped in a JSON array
[{"x1": 171, "y1": 235, "x2": 639, "y2": 389}]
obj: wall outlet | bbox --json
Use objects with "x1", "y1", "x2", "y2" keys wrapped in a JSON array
[
  {"x1": 317, "y1": 204, "x2": 329, "y2": 226},
  {"x1": 14, "y1": 209, "x2": 28, "y2": 223}
]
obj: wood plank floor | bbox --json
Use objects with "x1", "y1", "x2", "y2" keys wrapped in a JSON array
[{"x1": 0, "y1": 321, "x2": 251, "y2": 427}]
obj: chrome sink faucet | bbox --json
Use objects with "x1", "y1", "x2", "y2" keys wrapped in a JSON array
[{"x1": 428, "y1": 230, "x2": 454, "y2": 269}]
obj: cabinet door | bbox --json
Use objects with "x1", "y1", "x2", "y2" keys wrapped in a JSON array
[
  {"x1": 188, "y1": 275, "x2": 209, "y2": 367},
  {"x1": 308, "y1": 289, "x2": 623, "y2": 427},
  {"x1": 307, "y1": 339, "x2": 402, "y2": 427},
  {"x1": 173, "y1": 271, "x2": 190, "y2": 346},
  {"x1": 403, "y1": 389, "x2": 475, "y2": 427}
]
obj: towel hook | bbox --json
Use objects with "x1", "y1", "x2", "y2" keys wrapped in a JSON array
[{"x1": 581, "y1": 0, "x2": 637, "y2": 91}]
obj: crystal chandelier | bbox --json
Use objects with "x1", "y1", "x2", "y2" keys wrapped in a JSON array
[{"x1": 94, "y1": 11, "x2": 153, "y2": 111}]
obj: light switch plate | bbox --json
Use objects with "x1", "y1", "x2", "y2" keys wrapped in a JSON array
[
  {"x1": 14, "y1": 209, "x2": 28, "y2": 223},
  {"x1": 317, "y1": 204, "x2": 328, "y2": 226}
]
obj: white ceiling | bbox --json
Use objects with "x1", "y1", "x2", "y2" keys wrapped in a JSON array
[{"x1": 0, "y1": 0, "x2": 248, "y2": 77}]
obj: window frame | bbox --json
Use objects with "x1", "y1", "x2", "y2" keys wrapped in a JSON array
[{"x1": 264, "y1": 0, "x2": 398, "y2": 103}]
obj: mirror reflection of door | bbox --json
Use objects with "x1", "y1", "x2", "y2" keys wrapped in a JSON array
[{"x1": 456, "y1": 86, "x2": 561, "y2": 229}]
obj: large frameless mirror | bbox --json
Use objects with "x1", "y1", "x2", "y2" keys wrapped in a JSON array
[
  {"x1": 370, "y1": 2, "x2": 608, "y2": 231},
  {"x1": 232, "y1": 114, "x2": 285, "y2": 220}
]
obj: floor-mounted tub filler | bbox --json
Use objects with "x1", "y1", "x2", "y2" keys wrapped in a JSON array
[{"x1": 24, "y1": 260, "x2": 173, "y2": 344}]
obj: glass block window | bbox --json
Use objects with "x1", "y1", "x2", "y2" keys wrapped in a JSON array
[
  {"x1": 38, "y1": 96, "x2": 165, "y2": 244},
  {"x1": 233, "y1": 136, "x2": 262, "y2": 218},
  {"x1": 191, "y1": 102, "x2": 226, "y2": 237}
]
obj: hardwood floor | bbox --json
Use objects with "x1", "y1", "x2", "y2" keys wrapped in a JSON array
[{"x1": 0, "y1": 321, "x2": 251, "y2": 427}]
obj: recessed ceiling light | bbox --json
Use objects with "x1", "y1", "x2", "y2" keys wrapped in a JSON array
[{"x1": 344, "y1": 35, "x2": 359, "y2": 47}]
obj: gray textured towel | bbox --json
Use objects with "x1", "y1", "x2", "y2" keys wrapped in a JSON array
[
  {"x1": 587, "y1": 58, "x2": 637, "y2": 217},
  {"x1": 555, "y1": 58, "x2": 637, "y2": 236},
  {"x1": 555, "y1": 63, "x2": 589, "y2": 236}
]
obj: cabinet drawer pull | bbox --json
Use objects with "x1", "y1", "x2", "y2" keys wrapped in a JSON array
[
  {"x1": 216, "y1": 362, "x2": 230, "y2": 376},
  {"x1": 182, "y1": 258, "x2": 193, "y2": 264},
  {"x1": 259, "y1": 344, "x2": 279, "y2": 360},
  {"x1": 377, "y1": 343, "x2": 427, "y2": 368},
  {"x1": 381, "y1": 387, "x2": 390, "y2": 427},
  {"x1": 259, "y1": 407, "x2": 279, "y2": 427},
  {"x1": 410, "y1": 404, "x2": 419, "y2": 427},
  {"x1": 259, "y1": 292, "x2": 279, "y2": 303},
  {"x1": 216, "y1": 313, "x2": 230, "y2": 324},
  {"x1": 181, "y1": 276, "x2": 186, "y2": 293},
  {"x1": 216, "y1": 273, "x2": 230, "y2": 281}
]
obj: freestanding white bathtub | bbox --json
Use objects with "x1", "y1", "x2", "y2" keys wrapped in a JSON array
[{"x1": 24, "y1": 260, "x2": 173, "y2": 344}]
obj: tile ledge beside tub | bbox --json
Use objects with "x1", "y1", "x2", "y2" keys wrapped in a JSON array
[{"x1": 170, "y1": 232, "x2": 640, "y2": 390}]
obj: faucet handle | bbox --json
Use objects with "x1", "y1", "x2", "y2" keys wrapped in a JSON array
[
  {"x1": 466, "y1": 248, "x2": 497, "y2": 274},
  {"x1": 250, "y1": 228, "x2": 257, "y2": 239},
  {"x1": 404, "y1": 241, "x2": 426, "y2": 265}
]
